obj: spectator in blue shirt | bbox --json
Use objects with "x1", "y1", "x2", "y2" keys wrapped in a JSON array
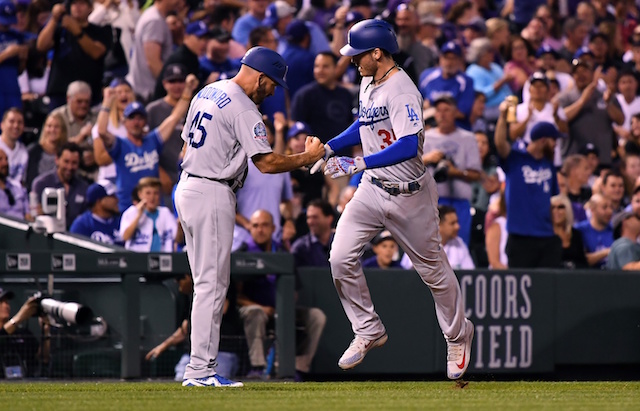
[
  {"x1": 69, "y1": 179, "x2": 122, "y2": 245},
  {"x1": 95, "y1": 75, "x2": 199, "y2": 211},
  {"x1": 607, "y1": 210, "x2": 640, "y2": 270},
  {"x1": 466, "y1": 38, "x2": 514, "y2": 122},
  {"x1": 199, "y1": 27, "x2": 241, "y2": 84},
  {"x1": 494, "y1": 101, "x2": 562, "y2": 268},
  {"x1": 231, "y1": 0, "x2": 268, "y2": 47},
  {"x1": 281, "y1": 20, "x2": 315, "y2": 100},
  {"x1": 420, "y1": 41, "x2": 476, "y2": 131},
  {"x1": 575, "y1": 193, "x2": 614, "y2": 268},
  {"x1": 291, "y1": 199, "x2": 335, "y2": 267},
  {"x1": 0, "y1": 0, "x2": 27, "y2": 120}
]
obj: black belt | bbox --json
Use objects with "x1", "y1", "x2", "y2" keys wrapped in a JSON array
[
  {"x1": 371, "y1": 177, "x2": 420, "y2": 195},
  {"x1": 187, "y1": 173, "x2": 239, "y2": 192}
]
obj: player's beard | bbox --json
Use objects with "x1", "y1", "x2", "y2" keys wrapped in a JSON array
[{"x1": 251, "y1": 77, "x2": 270, "y2": 105}]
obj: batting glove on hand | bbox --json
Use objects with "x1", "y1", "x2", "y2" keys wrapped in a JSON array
[
  {"x1": 324, "y1": 156, "x2": 367, "y2": 179},
  {"x1": 310, "y1": 144, "x2": 334, "y2": 174}
]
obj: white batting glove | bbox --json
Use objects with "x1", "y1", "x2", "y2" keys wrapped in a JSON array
[
  {"x1": 310, "y1": 144, "x2": 334, "y2": 174},
  {"x1": 324, "y1": 156, "x2": 367, "y2": 179}
]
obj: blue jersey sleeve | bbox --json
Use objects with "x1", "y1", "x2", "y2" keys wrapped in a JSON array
[
  {"x1": 327, "y1": 119, "x2": 361, "y2": 152},
  {"x1": 108, "y1": 136, "x2": 123, "y2": 161},
  {"x1": 363, "y1": 134, "x2": 418, "y2": 169},
  {"x1": 457, "y1": 75, "x2": 476, "y2": 117}
]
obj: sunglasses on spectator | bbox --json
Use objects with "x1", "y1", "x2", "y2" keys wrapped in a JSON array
[{"x1": 4, "y1": 188, "x2": 15, "y2": 206}]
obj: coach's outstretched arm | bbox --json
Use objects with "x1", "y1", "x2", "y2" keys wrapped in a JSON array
[{"x1": 253, "y1": 136, "x2": 325, "y2": 174}]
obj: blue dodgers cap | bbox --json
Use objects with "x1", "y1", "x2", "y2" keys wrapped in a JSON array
[
  {"x1": 185, "y1": 20, "x2": 210, "y2": 38},
  {"x1": 440, "y1": 41, "x2": 462, "y2": 56},
  {"x1": 262, "y1": 0, "x2": 297, "y2": 28},
  {"x1": 287, "y1": 121, "x2": 312, "y2": 140},
  {"x1": 0, "y1": 0, "x2": 17, "y2": 26},
  {"x1": 530, "y1": 121, "x2": 560, "y2": 141},
  {"x1": 109, "y1": 77, "x2": 132, "y2": 89},
  {"x1": 285, "y1": 19, "x2": 310, "y2": 43},
  {"x1": 123, "y1": 101, "x2": 147, "y2": 118},
  {"x1": 536, "y1": 44, "x2": 558, "y2": 58},
  {"x1": 241, "y1": 46, "x2": 289, "y2": 89},
  {"x1": 573, "y1": 46, "x2": 594, "y2": 60},
  {"x1": 86, "y1": 179, "x2": 117, "y2": 205}
]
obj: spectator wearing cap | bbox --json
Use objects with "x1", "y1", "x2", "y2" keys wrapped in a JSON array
[
  {"x1": 612, "y1": 70, "x2": 640, "y2": 141},
  {"x1": 90, "y1": 78, "x2": 135, "y2": 184},
  {"x1": 269, "y1": 1, "x2": 330, "y2": 57},
  {"x1": 147, "y1": 64, "x2": 189, "y2": 199},
  {"x1": 0, "y1": 0, "x2": 28, "y2": 120},
  {"x1": 575, "y1": 193, "x2": 614, "y2": 268},
  {"x1": 394, "y1": 3, "x2": 437, "y2": 79},
  {"x1": 0, "y1": 288, "x2": 50, "y2": 378},
  {"x1": 31, "y1": 142, "x2": 88, "y2": 229},
  {"x1": 362, "y1": 230, "x2": 403, "y2": 269},
  {"x1": 96, "y1": 74, "x2": 199, "y2": 211},
  {"x1": 281, "y1": 19, "x2": 315, "y2": 99},
  {"x1": 417, "y1": 10, "x2": 443, "y2": 54},
  {"x1": 285, "y1": 121, "x2": 325, "y2": 209},
  {"x1": 438, "y1": 205, "x2": 475, "y2": 269},
  {"x1": 51, "y1": 81, "x2": 98, "y2": 147},
  {"x1": 37, "y1": 0, "x2": 111, "y2": 109},
  {"x1": 555, "y1": 58, "x2": 623, "y2": 168},
  {"x1": 126, "y1": 0, "x2": 178, "y2": 102},
  {"x1": 87, "y1": 0, "x2": 141, "y2": 78},
  {"x1": 69, "y1": 179, "x2": 122, "y2": 244},
  {"x1": 606, "y1": 211, "x2": 640, "y2": 270},
  {"x1": 503, "y1": 35, "x2": 536, "y2": 94},
  {"x1": 495, "y1": 103, "x2": 563, "y2": 268},
  {"x1": 461, "y1": 18, "x2": 486, "y2": 47},
  {"x1": 153, "y1": 20, "x2": 210, "y2": 100},
  {"x1": 423, "y1": 97, "x2": 482, "y2": 246},
  {"x1": 0, "y1": 147, "x2": 29, "y2": 219},
  {"x1": 557, "y1": 18, "x2": 590, "y2": 72},
  {"x1": 199, "y1": 27, "x2": 241, "y2": 84},
  {"x1": 522, "y1": 45, "x2": 575, "y2": 103},
  {"x1": 231, "y1": 0, "x2": 268, "y2": 47},
  {"x1": 466, "y1": 38, "x2": 514, "y2": 122},
  {"x1": 419, "y1": 41, "x2": 476, "y2": 131},
  {"x1": 580, "y1": 143, "x2": 600, "y2": 186},
  {"x1": 588, "y1": 29, "x2": 619, "y2": 79},
  {"x1": 0, "y1": 107, "x2": 27, "y2": 184},
  {"x1": 511, "y1": 72, "x2": 568, "y2": 147}
]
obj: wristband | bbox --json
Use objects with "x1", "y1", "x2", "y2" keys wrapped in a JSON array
[{"x1": 100, "y1": 106, "x2": 110, "y2": 112}]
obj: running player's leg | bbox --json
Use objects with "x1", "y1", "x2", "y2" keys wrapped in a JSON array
[{"x1": 330, "y1": 182, "x2": 385, "y2": 339}]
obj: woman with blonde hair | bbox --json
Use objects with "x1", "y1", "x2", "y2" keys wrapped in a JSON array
[
  {"x1": 551, "y1": 194, "x2": 588, "y2": 268},
  {"x1": 91, "y1": 78, "x2": 135, "y2": 182},
  {"x1": 485, "y1": 189, "x2": 508, "y2": 269},
  {"x1": 25, "y1": 113, "x2": 67, "y2": 189}
]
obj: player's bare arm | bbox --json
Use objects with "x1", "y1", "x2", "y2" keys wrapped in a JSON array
[
  {"x1": 157, "y1": 74, "x2": 200, "y2": 143},
  {"x1": 253, "y1": 136, "x2": 324, "y2": 174},
  {"x1": 97, "y1": 87, "x2": 117, "y2": 148}
]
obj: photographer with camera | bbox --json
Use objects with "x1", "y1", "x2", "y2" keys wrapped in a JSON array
[
  {"x1": 0, "y1": 288, "x2": 50, "y2": 378},
  {"x1": 36, "y1": 0, "x2": 112, "y2": 110},
  {"x1": 423, "y1": 97, "x2": 482, "y2": 247}
]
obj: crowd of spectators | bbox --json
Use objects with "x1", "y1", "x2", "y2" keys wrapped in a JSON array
[{"x1": 3, "y1": 0, "x2": 640, "y2": 281}]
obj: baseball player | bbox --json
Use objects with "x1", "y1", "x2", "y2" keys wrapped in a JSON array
[
  {"x1": 175, "y1": 46, "x2": 325, "y2": 387},
  {"x1": 311, "y1": 19, "x2": 474, "y2": 380}
]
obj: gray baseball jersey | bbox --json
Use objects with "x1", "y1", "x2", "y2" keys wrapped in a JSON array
[
  {"x1": 175, "y1": 79, "x2": 272, "y2": 380},
  {"x1": 359, "y1": 70, "x2": 425, "y2": 182},
  {"x1": 330, "y1": 68, "x2": 471, "y2": 354},
  {"x1": 181, "y1": 80, "x2": 273, "y2": 182},
  {"x1": 423, "y1": 127, "x2": 482, "y2": 200}
]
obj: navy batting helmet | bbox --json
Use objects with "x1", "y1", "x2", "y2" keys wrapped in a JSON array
[
  {"x1": 240, "y1": 46, "x2": 289, "y2": 89},
  {"x1": 340, "y1": 19, "x2": 399, "y2": 56}
]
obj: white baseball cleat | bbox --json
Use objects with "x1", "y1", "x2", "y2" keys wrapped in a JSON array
[
  {"x1": 182, "y1": 374, "x2": 244, "y2": 387},
  {"x1": 338, "y1": 333, "x2": 388, "y2": 370},
  {"x1": 446, "y1": 320, "x2": 474, "y2": 380}
]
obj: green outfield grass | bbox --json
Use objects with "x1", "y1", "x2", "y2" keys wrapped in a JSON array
[{"x1": 1, "y1": 381, "x2": 639, "y2": 411}]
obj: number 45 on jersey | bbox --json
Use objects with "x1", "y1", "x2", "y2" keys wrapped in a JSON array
[{"x1": 187, "y1": 111, "x2": 212, "y2": 149}]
